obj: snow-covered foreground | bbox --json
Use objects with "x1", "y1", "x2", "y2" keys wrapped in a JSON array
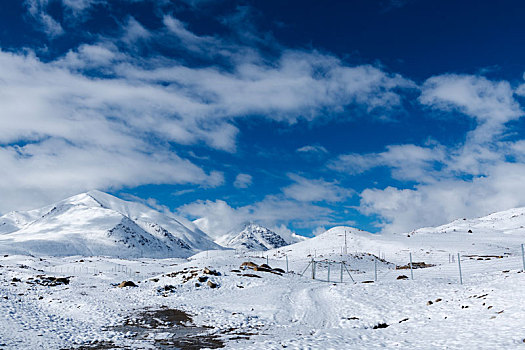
[{"x1": 1, "y1": 249, "x2": 525, "y2": 349}]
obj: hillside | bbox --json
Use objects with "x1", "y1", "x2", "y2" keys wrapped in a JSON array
[
  {"x1": 0, "y1": 191, "x2": 221, "y2": 258},
  {"x1": 215, "y1": 223, "x2": 290, "y2": 251}
]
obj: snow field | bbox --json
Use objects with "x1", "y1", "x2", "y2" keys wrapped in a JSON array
[{"x1": 1, "y1": 250, "x2": 525, "y2": 349}]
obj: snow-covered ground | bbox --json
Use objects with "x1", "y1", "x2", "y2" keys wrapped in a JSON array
[
  {"x1": 1, "y1": 245, "x2": 525, "y2": 349},
  {"x1": 1, "y1": 199, "x2": 525, "y2": 349}
]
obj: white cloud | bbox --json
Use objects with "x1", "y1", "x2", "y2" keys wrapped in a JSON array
[
  {"x1": 420, "y1": 74, "x2": 522, "y2": 142},
  {"x1": 282, "y1": 174, "x2": 352, "y2": 203},
  {"x1": 117, "y1": 50, "x2": 413, "y2": 125},
  {"x1": 179, "y1": 196, "x2": 334, "y2": 238},
  {"x1": 163, "y1": 15, "x2": 218, "y2": 53},
  {"x1": 360, "y1": 162, "x2": 525, "y2": 233},
  {"x1": 296, "y1": 145, "x2": 328, "y2": 155},
  {"x1": 354, "y1": 74, "x2": 525, "y2": 233},
  {"x1": 122, "y1": 17, "x2": 152, "y2": 43},
  {"x1": 329, "y1": 144, "x2": 446, "y2": 182},
  {"x1": 0, "y1": 49, "x2": 228, "y2": 213},
  {"x1": 233, "y1": 173, "x2": 252, "y2": 189},
  {"x1": 7, "y1": 7, "x2": 415, "y2": 222},
  {"x1": 25, "y1": 0, "x2": 64, "y2": 37},
  {"x1": 312, "y1": 226, "x2": 327, "y2": 236}
]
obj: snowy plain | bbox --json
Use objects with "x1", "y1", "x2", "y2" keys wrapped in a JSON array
[{"x1": 1, "y1": 193, "x2": 525, "y2": 349}]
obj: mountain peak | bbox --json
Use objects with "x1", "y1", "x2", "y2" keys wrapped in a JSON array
[
  {"x1": 216, "y1": 223, "x2": 290, "y2": 251},
  {"x1": 0, "y1": 191, "x2": 222, "y2": 258}
]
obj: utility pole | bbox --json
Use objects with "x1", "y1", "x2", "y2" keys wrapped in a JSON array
[{"x1": 344, "y1": 230, "x2": 348, "y2": 255}]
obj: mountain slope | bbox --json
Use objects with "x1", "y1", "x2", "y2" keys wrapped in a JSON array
[
  {"x1": 270, "y1": 207, "x2": 525, "y2": 265},
  {"x1": 0, "y1": 191, "x2": 221, "y2": 258},
  {"x1": 215, "y1": 223, "x2": 290, "y2": 251}
]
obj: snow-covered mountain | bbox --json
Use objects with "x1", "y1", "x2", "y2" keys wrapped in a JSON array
[
  {"x1": 268, "y1": 207, "x2": 525, "y2": 265},
  {"x1": 215, "y1": 223, "x2": 290, "y2": 251},
  {"x1": 0, "y1": 190, "x2": 222, "y2": 258}
]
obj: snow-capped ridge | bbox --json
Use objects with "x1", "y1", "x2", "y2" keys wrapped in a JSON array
[
  {"x1": 216, "y1": 223, "x2": 290, "y2": 251},
  {"x1": 0, "y1": 191, "x2": 221, "y2": 258}
]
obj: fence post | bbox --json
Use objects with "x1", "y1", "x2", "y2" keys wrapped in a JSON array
[
  {"x1": 409, "y1": 252, "x2": 414, "y2": 280},
  {"x1": 266, "y1": 255, "x2": 269, "y2": 265},
  {"x1": 312, "y1": 259, "x2": 316, "y2": 280},
  {"x1": 343, "y1": 262, "x2": 355, "y2": 283},
  {"x1": 340, "y1": 262, "x2": 343, "y2": 283},
  {"x1": 458, "y1": 253, "x2": 463, "y2": 285},
  {"x1": 521, "y1": 244, "x2": 525, "y2": 271},
  {"x1": 299, "y1": 261, "x2": 311, "y2": 276},
  {"x1": 374, "y1": 258, "x2": 377, "y2": 282},
  {"x1": 327, "y1": 262, "x2": 331, "y2": 282},
  {"x1": 286, "y1": 255, "x2": 289, "y2": 273}
]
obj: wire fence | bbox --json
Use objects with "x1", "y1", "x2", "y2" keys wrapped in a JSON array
[
  {"x1": 35, "y1": 243, "x2": 525, "y2": 286},
  {"x1": 44, "y1": 263, "x2": 149, "y2": 280},
  {"x1": 239, "y1": 243, "x2": 525, "y2": 285}
]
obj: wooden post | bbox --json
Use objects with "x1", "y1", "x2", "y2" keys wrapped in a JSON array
[
  {"x1": 521, "y1": 244, "x2": 525, "y2": 271},
  {"x1": 286, "y1": 255, "x2": 289, "y2": 273},
  {"x1": 327, "y1": 262, "x2": 331, "y2": 282},
  {"x1": 458, "y1": 253, "x2": 463, "y2": 285},
  {"x1": 409, "y1": 252, "x2": 414, "y2": 280},
  {"x1": 374, "y1": 258, "x2": 377, "y2": 282}
]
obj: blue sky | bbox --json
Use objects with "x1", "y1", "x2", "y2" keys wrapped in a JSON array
[{"x1": 2, "y1": 0, "x2": 525, "y2": 237}]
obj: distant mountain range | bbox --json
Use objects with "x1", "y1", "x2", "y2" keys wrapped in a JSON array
[
  {"x1": 2, "y1": 191, "x2": 524, "y2": 259},
  {"x1": 0, "y1": 191, "x2": 293, "y2": 257}
]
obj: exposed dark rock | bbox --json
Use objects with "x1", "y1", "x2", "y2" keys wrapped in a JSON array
[
  {"x1": 240, "y1": 262, "x2": 258, "y2": 270},
  {"x1": 373, "y1": 323, "x2": 389, "y2": 329},
  {"x1": 396, "y1": 262, "x2": 435, "y2": 270},
  {"x1": 118, "y1": 281, "x2": 137, "y2": 288},
  {"x1": 204, "y1": 267, "x2": 220, "y2": 276}
]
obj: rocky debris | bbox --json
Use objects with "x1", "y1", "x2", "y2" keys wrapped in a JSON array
[
  {"x1": 239, "y1": 262, "x2": 284, "y2": 275},
  {"x1": 242, "y1": 273, "x2": 261, "y2": 278},
  {"x1": 207, "y1": 280, "x2": 218, "y2": 288},
  {"x1": 157, "y1": 285, "x2": 176, "y2": 296},
  {"x1": 204, "y1": 267, "x2": 220, "y2": 276},
  {"x1": 28, "y1": 276, "x2": 70, "y2": 287},
  {"x1": 160, "y1": 267, "x2": 222, "y2": 288},
  {"x1": 396, "y1": 262, "x2": 435, "y2": 270},
  {"x1": 240, "y1": 262, "x2": 258, "y2": 270},
  {"x1": 397, "y1": 275, "x2": 409, "y2": 280},
  {"x1": 118, "y1": 281, "x2": 137, "y2": 288},
  {"x1": 253, "y1": 266, "x2": 272, "y2": 273},
  {"x1": 427, "y1": 300, "x2": 433, "y2": 305},
  {"x1": 11, "y1": 277, "x2": 21, "y2": 283},
  {"x1": 113, "y1": 307, "x2": 224, "y2": 349},
  {"x1": 465, "y1": 255, "x2": 505, "y2": 260},
  {"x1": 373, "y1": 322, "x2": 389, "y2": 329}
]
